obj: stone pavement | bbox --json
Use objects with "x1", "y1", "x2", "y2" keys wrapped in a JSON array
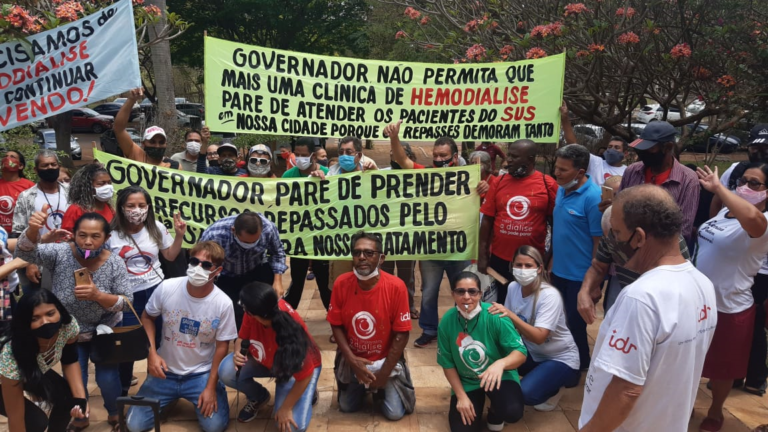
[{"x1": 3, "y1": 263, "x2": 766, "y2": 432}]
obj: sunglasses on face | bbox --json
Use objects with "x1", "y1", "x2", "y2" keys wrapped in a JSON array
[
  {"x1": 453, "y1": 288, "x2": 481, "y2": 297},
  {"x1": 737, "y1": 177, "x2": 767, "y2": 189},
  {"x1": 352, "y1": 249, "x2": 379, "y2": 258},
  {"x1": 249, "y1": 157, "x2": 270, "y2": 165},
  {"x1": 189, "y1": 257, "x2": 215, "y2": 271}
]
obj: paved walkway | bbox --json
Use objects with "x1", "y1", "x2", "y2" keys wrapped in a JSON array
[{"x1": 3, "y1": 264, "x2": 766, "y2": 431}]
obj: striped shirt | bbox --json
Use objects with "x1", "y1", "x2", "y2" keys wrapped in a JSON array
[
  {"x1": 199, "y1": 214, "x2": 287, "y2": 276},
  {"x1": 618, "y1": 159, "x2": 700, "y2": 240},
  {"x1": 596, "y1": 233, "x2": 690, "y2": 288}
]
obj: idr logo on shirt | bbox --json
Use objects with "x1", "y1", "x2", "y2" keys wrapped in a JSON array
[
  {"x1": 179, "y1": 317, "x2": 201, "y2": 337},
  {"x1": 249, "y1": 340, "x2": 265, "y2": 362},
  {"x1": 456, "y1": 332, "x2": 489, "y2": 373},
  {"x1": 608, "y1": 330, "x2": 637, "y2": 354},
  {"x1": 506, "y1": 196, "x2": 531, "y2": 220},
  {"x1": 698, "y1": 305, "x2": 712, "y2": 322},
  {"x1": 352, "y1": 311, "x2": 376, "y2": 340}
]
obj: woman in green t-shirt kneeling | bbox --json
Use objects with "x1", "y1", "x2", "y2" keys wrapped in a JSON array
[{"x1": 437, "y1": 272, "x2": 528, "y2": 432}]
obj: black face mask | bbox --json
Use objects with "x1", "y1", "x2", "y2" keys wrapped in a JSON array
[
  {"x1": 433, "y1": 159, "x2": 453, "y2": 168},
  {"x1": 38, "y1": 168, "x2": 60, "y2": 183},
  {"x1": 209, "y1": 159, "x2": 220, "y2": 167},
  {"x1": 144, "y1": 146, "x2": 167, "y2": 160},
  {"x1": 511, "y1": 165, "x2": 528, "y2": 178},
  {"x1": 390, "y1": 160, "x2": 401, "y2": 170},
  {"x1": 636, "y1": 149, "x2": 666, "y2": 171},
  {"x1": 316, "y1": 159, "x2": 328, "y2": 167},
  {"x1": 32, "y1": 320, "x2": 62, "y2": 339}
]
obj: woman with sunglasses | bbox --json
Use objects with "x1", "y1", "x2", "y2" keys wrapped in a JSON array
[
  {"x1": 245, "y1": 144, "x2": 276, "y2": 178},
  {"x1": 694, "y1": 163, "x2": 768, "y2": 432},
  {"x1": 488, "y1": 246, "x2": 579, "y2": 412},
  {"x1": 110, "y1": 186, "x2": 187, "y2": 395},
  {"x1": 437, "y1": 271, "x2": 527, "y2": 432}
]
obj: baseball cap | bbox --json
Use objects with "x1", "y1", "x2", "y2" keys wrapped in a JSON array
[
  {"x1": 142, "y1": 126, "x2": 166, "y2": 141},
  {"x1": 629, "y1": 121, "x2": 677, "y2": 151},
  {"x1": 249, "y1": 144, "x2": 272, "y2": 158},
  {"x1": 748, "y1": 124, "x2": 768, "y2": 146},
  {"x1": 216, "y1": 143, "x2": 238, "y2": 155}
]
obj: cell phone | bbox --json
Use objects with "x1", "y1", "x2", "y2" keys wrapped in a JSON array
[
  {"x1": 74, "y1": 268, "x2": 91, "y2": 285},
  {"x1": 601, "y1": 186, "x2": 614, "y2": 201}
]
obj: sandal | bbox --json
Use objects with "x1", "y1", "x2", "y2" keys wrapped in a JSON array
[
  {"x1": 700, "y1": 417, "x2": 724, "y2": 432},
  {"x1": 410, "y1": 309, "x2": 420, "y2": 320},
  {"x1": 66, "y1": 419, "x2": 89, "y2": 432},
  {"x1": 107, "y1": 417, "x2": 122, "y2": 432}
]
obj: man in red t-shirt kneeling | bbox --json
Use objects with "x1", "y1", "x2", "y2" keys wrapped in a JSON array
[{"x1": 327, "y1": 231, "x2": 415, "y2": 420}]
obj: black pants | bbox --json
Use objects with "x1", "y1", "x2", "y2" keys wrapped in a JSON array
[
  {"x1": 380, "y1": 260, "x2": 416, "y2": 309},
  {"x1": 448, "y1": 379, "x2": 524, "y2": 432},
  {"x1": 746, "y1": 273, "x2": 768, "y2": 388},
  {"x1": 489, "y1": 254, "x2": 514, "y2": 306},
  {"x1": 0, "y1": 370, "x2": 75, "y2": 432},
  {"x1": 285, "y1": 258, "x2": 330, "y2": 310},
  {"x1": 216, "y1": 262, "x2": 275, "y2": 330}
]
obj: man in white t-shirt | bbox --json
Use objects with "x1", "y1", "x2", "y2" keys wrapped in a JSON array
[
  {"x1": 126, "y1": 241, "x2": 238, "y2": 432},
  {"x1": 579, "y1": 185, "x2": 717, "y2": 432},
  {"x1": 586, "y1": 137, "x2": 627, "y2": 186}
]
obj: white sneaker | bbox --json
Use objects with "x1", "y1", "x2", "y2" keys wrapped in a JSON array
[
  {"x1": 534, "y1": 388, "x2": 563, "y2": 412},
  {"x1": 486, "y1": 419, "x2": 505, "y2": 431}
]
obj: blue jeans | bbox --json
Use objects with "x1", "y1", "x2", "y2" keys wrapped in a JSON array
[
  {"x1": 120, "y1": 285, "x2": 162, "y2": 393},
  {"x1": 419, "y1": 259, "x2": 470, "y2": 336},
  {"x1": 218, "y1": 353, "x2": 321, "y2": 432},
  {"x1": 126, "y1": 372, "x2": 229, "y2": 432},
  {"x1": 337, "y1": 376, "x2": 406, "y2": 421},
  {"x1": 518, "y1": 355, "x2": 580, "y2": 405},
  {"x1": 551, "y1": 273, "x2": 590, "y2": 369},
  {"x1": 76, "y1": 342, "x2": 121, "y2": 416}
]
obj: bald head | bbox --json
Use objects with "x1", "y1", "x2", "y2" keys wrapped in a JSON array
[
  {"x1": 509, "y1": 139, "x2": 537, "y2": 160},
  {"x1": 613, "y1": 184, "x2": 682, "y2": 240}
]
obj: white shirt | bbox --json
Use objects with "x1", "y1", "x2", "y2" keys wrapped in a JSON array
[
  {"x1": 504, "y1": 282, "x2": 580, "y2": 370},
  {"x1": 695, "y1": 207, "x2": 768, "y2": 313},
  {"x1": 587, "y1": 154, "x2": 626, "y2": 186},
  {"x1": 719, "y1": 162, "x2": 768, "y2": 275},
  {"x1": 34, "y1": 190, "x2": 69, "y2": 236},
  {"x1": 579, "y1": 262, "x2": 717, "y2": 431},
  {"x1": 110, "y1": 221, "x2": 174, "y2": 292},
  {"x1": 145, "y1": 277, "x2": 237, "y2": 375}
]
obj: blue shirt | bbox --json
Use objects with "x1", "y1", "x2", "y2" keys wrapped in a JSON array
[
  {"x1": 552, "y1": 176, "x2": 603, "y2": 282},
  {"x1": 199, "y1": 214, "x2": 287, "y2": 277}
]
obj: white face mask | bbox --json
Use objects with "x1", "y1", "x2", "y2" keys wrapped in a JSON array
[
  {"x1": 353, "y1": 257, "x2": 381, "y2": 281},
  {"x1": 187, "y1": 264, "x2": 213, "y2": 287},
  {"x1": 457, "y1": 303, "x2": 481, "y2": 320},
  {"x1": 186, "y1": 141, "x2": 201, "y2": 156},
  {"x1": 234, "y1": 234, "x2": 259, "y2": 250},
  {"x1": 295, "y1": 156, "x2": 312, "y2": 170},
  {"x1": 94, "y1": 184, "x2": 114, "y2": 202},
  {"x1": 560, "y1": 176, "x2": 579, "y2": 190},
  {"x1": 248, "y1": 163, "x2": 271, "y2": 177},
  {"x1": 513, "y1": 268, "x2": 539, "y2": 286}
]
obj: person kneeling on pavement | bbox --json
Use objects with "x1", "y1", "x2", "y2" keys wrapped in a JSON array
[{"x1": 219, "y1": 281, "x2": 322, "y2": 430}]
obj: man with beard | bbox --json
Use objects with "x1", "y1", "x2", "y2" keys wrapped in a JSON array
[{"x1": 478, "y1": 139, "x2": 558, "y2": 305}]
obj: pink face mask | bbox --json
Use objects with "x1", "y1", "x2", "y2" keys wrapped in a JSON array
[{"x1": 735, "y1": 185, "x2": 767, "y2": 205}]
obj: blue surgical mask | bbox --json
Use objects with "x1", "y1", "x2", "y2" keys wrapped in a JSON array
[
  {"x1": 76, "y1": 243, "x2": 106, "y2": 260},
  {"x1": 338, "y1": 154, "x2": 358, "y2": 172}
]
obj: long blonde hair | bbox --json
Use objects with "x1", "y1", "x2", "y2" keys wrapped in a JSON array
[{"x1": 512, "y1": 245, "x2": 550, "y2": 326}]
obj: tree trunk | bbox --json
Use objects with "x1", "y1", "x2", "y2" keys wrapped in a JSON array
[
  {"x1": 148, "y1": 0, "x2": 177, "y2": 141},
  {"x1": 48, "y1": 112, "x2": 74, "y2": 169}
]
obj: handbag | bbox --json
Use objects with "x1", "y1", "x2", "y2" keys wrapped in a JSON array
[{"x1": 90, "y1": 297, "x2": 150, "y2": 365}]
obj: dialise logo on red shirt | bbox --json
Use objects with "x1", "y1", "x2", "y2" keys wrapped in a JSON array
[
  {"x1": 608, "y1": 330, "x2": 638, "y2": 354},
  {"x1": 249, "y1": 340, "x2": 265, "y2": 362},
  {"x1": 352, "y1": 311, "x2": 376, "y2": 340},
  {"x1": 506, "y1": 196, "x2": 531, "y2": 220}
]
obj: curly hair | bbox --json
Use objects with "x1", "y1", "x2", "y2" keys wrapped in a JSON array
[{"x1": 68, "y1": 163, "x2": 109, "y2": 211}]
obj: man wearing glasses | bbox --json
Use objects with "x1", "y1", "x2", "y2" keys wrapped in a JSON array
[
  {"x1": 243, "y1": 144, "x2": 276, "y2": 178},
  {"x1": 327, "y1": 231, "x2": 415, "y2": 421}
]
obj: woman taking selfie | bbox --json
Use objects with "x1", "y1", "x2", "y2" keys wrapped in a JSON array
[
  {"x1": 16, "y1": 210, "x2": 131, "y2": 431},
  {"x1": 219, "y1": 281, "x2": 322, "y2": 430},
  {"x1": 437, "y1": 272, "x2": 527, "y2": 432},
  {"x1": 0, "y1": 289, "x2": 88, "y2": 432},
  {"x1": 488, "y1": 246, "x2": 580, "y2": 411}
]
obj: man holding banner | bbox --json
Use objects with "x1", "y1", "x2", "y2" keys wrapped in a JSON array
[
  {"x1": 115, "y1": 89, "x2": 179, "y2": 169},
  {"x1": 385, "y1": 121, "x2": 488, "y2": 348}
]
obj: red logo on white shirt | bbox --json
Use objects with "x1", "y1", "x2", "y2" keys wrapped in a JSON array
[
  {"x1": 608, "y1": 330, "x2": 637, "y2": 354},
  {"x1": 698, "y1": 305, "x2": 712, "y2": 322},
  {"x1": 352, "y1": 311, "x2": 376, "y2": 340}
]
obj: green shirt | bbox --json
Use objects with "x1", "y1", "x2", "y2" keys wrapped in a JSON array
[
  {"x1": 282, "y1": 165, "x2": 329, "y2": 178},
  {"x1": 437, "y1": 303, "x2": 527, "y2": 393}
]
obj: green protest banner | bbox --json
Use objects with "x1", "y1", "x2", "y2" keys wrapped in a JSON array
[
  {"x1": 204, "y1": 36, "x2": 565, "y2": 141},
  {"x1": 96, "y1": 150, "x2": 480, "y2": 260}
]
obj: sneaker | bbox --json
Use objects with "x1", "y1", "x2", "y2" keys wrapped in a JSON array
[
  {"x1": 307, "y1": 272, "x2": 315, "y2": 281},
  {"x1": 130, "y1": 375, "x2": 139, "y2": 386},
  {"x1": 413, "y1": 333, "x2": 437, "y2": 348},
  {"x1": 534, "y1": 388, "x2": 563, "y2": 412},
  {"x1": 487, "y1": 418, "x2": 504, "y2": 431},
  {"x1": 238, "y1": 391, "x2": 271, "y2": 423}
]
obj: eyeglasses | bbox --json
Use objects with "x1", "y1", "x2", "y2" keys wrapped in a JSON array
[
  {"x1": 249, "y1": 157, "x2": 270, "y2": 166},
  {"x1": 206, "y1": 152, "x2": 218, "y2": 157},
  {"x1": 453, "y1": 288, "x2": 481, "y2": 297},
  {"x1": 189, "y1": 257, "x2": 215, "y2": 271},
  {"x1": 737, "y1": 177, "x2": 767, "y2": 190},
  {"x1": 351, "y1": 249, "x2": 380, "y2": 258}
]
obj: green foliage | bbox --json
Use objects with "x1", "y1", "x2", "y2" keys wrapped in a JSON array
[{"x1": 0, "y1": 125, "x2": 65, "y2": 182}]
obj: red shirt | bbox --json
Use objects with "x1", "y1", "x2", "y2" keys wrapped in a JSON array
[
  {"x1": 644, "y1": 167, "x2": 672, "y2": 186},
  {"x1": 239, "y1": 299, "x2": 321, "y2": 381},
  {"x1": 0, "y1": 178, "x2": 34, "y2": 233},
  {"x1": 480, "y1": 171, "x2": 558, "y2": 261},
  {"x1": 413, "y1": 162, "x2": 425, "y2": 169},
  {"x1": 327, "y1": 271, "x2": 412, "y2": 361},
  {"x1": 62, "y1": 204, "x2": 114, "y2": 232},
  {"x1": 475, "y1": 143, "x2": 506, "y2": 171}
]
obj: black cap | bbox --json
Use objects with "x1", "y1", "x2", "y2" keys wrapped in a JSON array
[
  {"x1": 748, "y1": 124, "x2": 768, "y2": 146},
  {"x1": 629, "y1": 121, "x2": 677, "y2": 150}
]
